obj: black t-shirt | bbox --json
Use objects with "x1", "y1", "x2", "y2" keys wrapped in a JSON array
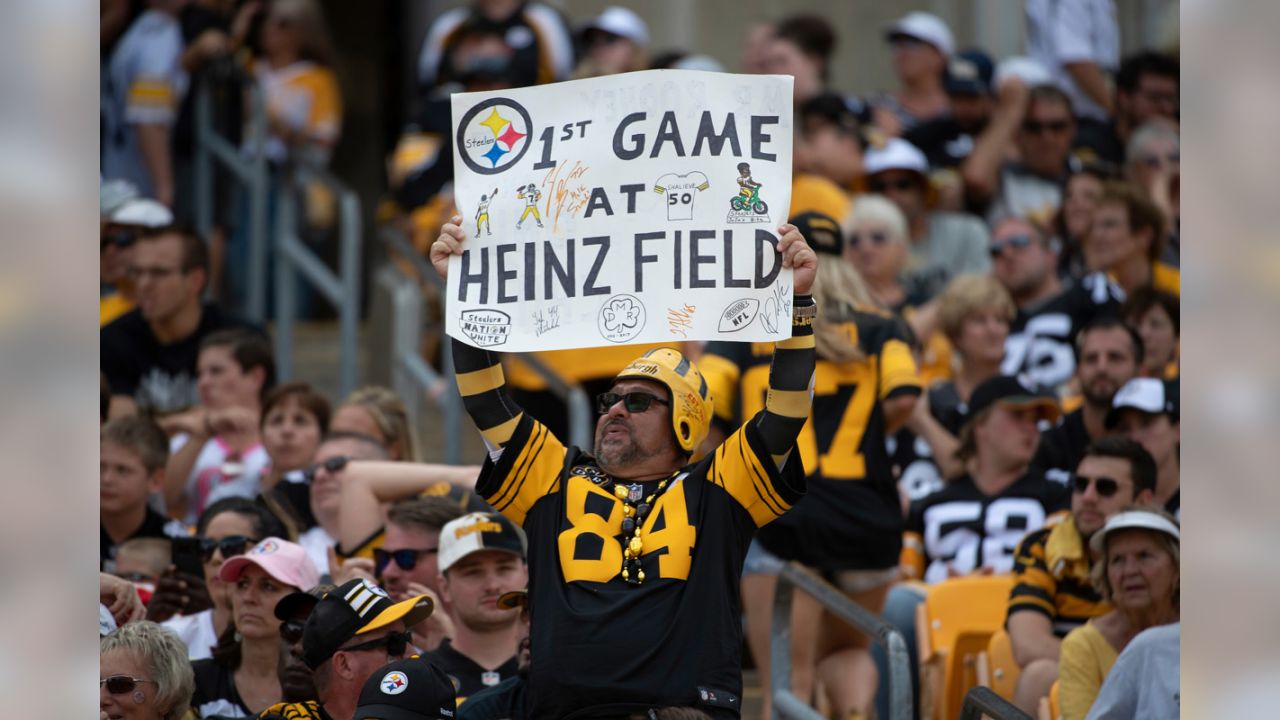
[
  {"x1": 905, "y1": 116, "x2": 979, "y2": 170},
  {"x1": 1034, "y1": 408, "x2": 1092, "y2": 484},
  {"x1": 190, "y1": 658, "x2": 249, "y2": 718},
  {"x1": 1002, "y1": 274, "x2": 1123, "y2": 393},
  {"x1": 101, "y1": 506, "x2": 188, "y2": 571},
  {"x1": 173, "y1": 4, "x2": 240, "y2": 158},
  {"x1": 1072, "y1": 119, "x2": 1125, "y2": 167},
  {"x1": 421, "y1": 638, "x2": 518, "y2": 708},
  {"x1": 456, "y1": 673, "x2": 527, "y2": 720},
  {"x1": 476, "y1": 414, "x2": 804, "y2": 719},
  {"x1": 100, "y1": 304, "x2": 251, "y2": 413},
  {"x1": 905, "y1": 470, "x2": 1069, "y2": 584}
]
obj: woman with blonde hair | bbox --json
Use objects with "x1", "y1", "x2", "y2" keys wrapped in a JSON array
[
  {"x1": 101, "y1": 621, "x2": 196, "y2": 720},
  {"x1": 702, "y1": 211, "x2": 922, "y2": 719},
  {"x1": 330, "y1": 385, "x2": 422, "y2": 462},
  {"x1": 845, "y1": 194, "x2": 914, "y2": 311},
  {"x1": 1059, "y1": 509, "x2": 1180, "y2": 720}
]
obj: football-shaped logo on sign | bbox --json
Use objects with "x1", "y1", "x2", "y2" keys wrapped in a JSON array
[{"x1": 718, "y1": 298, "x2": 760, "y2": 332}]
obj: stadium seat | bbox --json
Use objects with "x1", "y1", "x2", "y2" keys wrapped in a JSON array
[
  {"x1": 983, "y1": 628, "x2": 1021, "y2": 701},
  {"x1": 915, "y1": 574, "x2": 1016, "y2": 720},
  {"x1": 1037, "y1": 679, "x2": 1062, "y2": 720}
]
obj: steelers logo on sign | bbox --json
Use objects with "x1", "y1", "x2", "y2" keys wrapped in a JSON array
[{"x1": 456, "y1": 98, "x2": 533, "y2": 175}]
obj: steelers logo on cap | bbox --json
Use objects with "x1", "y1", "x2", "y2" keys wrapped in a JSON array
[{"x1": 380, "y1": 670, "x2": 409, "y2": 695}]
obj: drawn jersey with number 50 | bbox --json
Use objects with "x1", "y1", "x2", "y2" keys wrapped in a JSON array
[
  {"x1": 476, "y1": 412, "x2": 802, "y2": 718},
  {"x1": 701, "y1": 307, "x2": 923, "y2": 570},
  {"x1": 653, "y1": 172, "x2": 710, "y2": 221},
  {"x1": 902, "y1": 471, "x2": 1069, "y2": 584}
]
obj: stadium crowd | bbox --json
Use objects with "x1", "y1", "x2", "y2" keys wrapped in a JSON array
[{"x1": 101, "y1": 1, "x2": 1180, "y2": 718}]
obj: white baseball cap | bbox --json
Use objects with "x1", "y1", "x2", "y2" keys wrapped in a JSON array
[
  {"x1": 581, "y1": 6, "x2": 649, "y2": 47},
  {"x1": 100, "y1": 178, "x2": 140, "y2": 218},
  {"x1": 109, "y1": 198, "x2": 174, "y2": 229},
  {"x1": 993, "y1": 56, "x2": 1054, "y2": 89},
  {"x1": 884, "y1": 12, "x2": 954, "y2": 57},
  {"x1": 1106, "y1": 378, "x2": 1180, "y2": 428},
  {"x1": 863, "y1": 138, "x2": 929, "y2": 177},
  {"x1": 438, "y1": 512, "x2": 527, "y2": 574},
  {"x1": 1089, "y1": 509, "x2": 1180, "y2": 554}
]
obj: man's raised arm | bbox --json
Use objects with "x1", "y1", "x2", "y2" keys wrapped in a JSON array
[
  {"x1": 431, "y1": 215, "x2": 525, "y2": 450},
  {"x1": 753, "y1": 224, "x2": 818, "y2": 468}
]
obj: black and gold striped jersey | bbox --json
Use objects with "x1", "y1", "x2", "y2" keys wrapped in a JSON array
[
  {"x1": 703, "y1": 307, "x2": 922, "y2": 570},
  {"x1": 1007, "y1": 516, "x2": 1110, "y2": 636},
  {"x1": 478, "y1": 412, "x2": 802, "y2": 718}
]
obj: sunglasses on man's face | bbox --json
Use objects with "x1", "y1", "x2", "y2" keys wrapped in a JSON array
[
  {"x1": 596, "y1": 392, "x2": 670, "y2": 414},
  {"x1": 339, "y1": 630, "x2": 412, "y2": 658},
  {"x1": 869, "y1": 177, "x2": 919, "y2": 193},
  {"x1": 198, "y1": 535, "x2": 255, "y2": 561},
  {"x1": 100, "y1": 675, "x2": 157, "y2": 695},
  {"x1": 989, "y1": 234, "x2": 1036, "y2": 258},
  {"x1": 303, "y1": 455, "x2": 349, "y2": 482},
  {"x1": 849, "y1": 231, "x2": 890, "y2": 248},
  {"x1": 1022, "y1": 119, "x2": 1072, "y2": 135},
  {"x1": 374, "y1": 547, "x2": 438, "y2": 575},
  {"x1": 1072, "y1": 474, "x2": 1123, "y2": 498},
  {"x1": 1138, "y1": 152, "x2": 1180, "y2": 168},
  {"x1": 279, "y1": 620, "x2": 306, "y2": 645}
]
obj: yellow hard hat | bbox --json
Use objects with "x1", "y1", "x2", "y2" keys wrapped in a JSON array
[{"x1": 615, "y1": 348, "x2": 713, "y2": 454}]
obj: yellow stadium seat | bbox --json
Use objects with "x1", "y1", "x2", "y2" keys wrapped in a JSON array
[
  {"x1": 1049, "y1": 679, "x2": 1061, "y2": 720},
  {"x1": 916, "y1": 575, "x2": 1016, "y2": 720},
  {"x1": 985, "y1": 628, "x2": 1021, "y2": 701}
]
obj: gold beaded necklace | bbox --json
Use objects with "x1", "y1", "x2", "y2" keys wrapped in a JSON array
[{"x1": 608, "y1": 475, "x2": 676, "y2": 585}]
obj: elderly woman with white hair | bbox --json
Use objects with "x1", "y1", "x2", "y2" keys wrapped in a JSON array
[
  {"x1": 1058, "y1": 508, "x2": 1180, "y2": 720},
  {"x1": 1124, "y1": 121, "x2": 1180, "y2": 266},
  {"x1": 844, "y1": 194, "x2": 917, "y2": 312},
  {"x1": 101, "y1": 621, "x2": 196, "y2": 720}
]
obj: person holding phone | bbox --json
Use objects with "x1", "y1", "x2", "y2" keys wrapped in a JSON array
[{"x1": 154, "y1": 498, "x2": 288, "y2": 660}]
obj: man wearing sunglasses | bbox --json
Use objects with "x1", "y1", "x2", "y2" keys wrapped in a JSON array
[
  {"x1": 965, "y1": 82, "x2": 1078, "y2": 227},
  {"x1": 430, "y1": 218, "x2": 816, "y2": 718},
  {"x1": 860, "y1": 137, "x2": 991, "y2": 302},
  {"x1": 993, "y1": 217, "x2": 1124, "y2": 394},
  {"x1": 260, "y1": 578, "x2": 434, "y2": 720},
  {"x1": 1006, "y1": 437, "x2": 1157, "y2": 714}
]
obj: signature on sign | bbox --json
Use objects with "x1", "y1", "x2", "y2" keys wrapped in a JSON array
[
  {"x1": 543, "y1": 160, "x2": 590, "y2": 231},
  {"x1": 667, "y1": 304, "x2": 696, "y2": 338},
  {"x1": 533, "y1": 306, "x2": 562, "y2": 337}
]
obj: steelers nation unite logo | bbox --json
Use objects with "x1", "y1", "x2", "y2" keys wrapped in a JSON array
[{"x1": 456, "y1": 98, "x2": 533, "y2": 175}]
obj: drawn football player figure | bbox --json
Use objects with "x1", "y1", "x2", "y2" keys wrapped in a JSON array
[
  {"x1": 731, "y1": 162, "x2": 767, "y2": 214},
  {"x1": 430, "y1": 214, "x2": 818, "y2": 719},
  {"x1": 516, "y1": 183, "x2": 544, "y2": 228},
  {"x1": 476, "y1": 187, "x2": 497, "y2": 236}
]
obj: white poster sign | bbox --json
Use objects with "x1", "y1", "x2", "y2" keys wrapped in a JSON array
[{"x1": 447, "y1": 69, "x2": 794, "y2": 351}]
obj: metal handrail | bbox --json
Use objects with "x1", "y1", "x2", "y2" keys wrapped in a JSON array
[
  {"x1": 193, "y1": 72, "x2": 269, "y2": 321},
  {"x1": 960, "y1": 686, "x2": 1033, "y2": 720},
  {"x1": 379, "y1": 225, "x2": 593, "y2": 452},
  {"x1": 772, "y1": 563, "x2": 913, "y2": 720},
  {"x1": 273, "y1": 159, "x2": 361, "y2": 396},
  {"x1": 377, "y1": 225, "x2": 462, "y2": 464}
]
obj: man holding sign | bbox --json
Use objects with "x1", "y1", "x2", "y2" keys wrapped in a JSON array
[{"x1": 430, "y1": 212, "x2": 816, "y2": 718}]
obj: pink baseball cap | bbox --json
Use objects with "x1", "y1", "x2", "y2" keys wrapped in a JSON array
[{"x1": 219, "y1": 537, "x2": 320, "y2": 591}]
